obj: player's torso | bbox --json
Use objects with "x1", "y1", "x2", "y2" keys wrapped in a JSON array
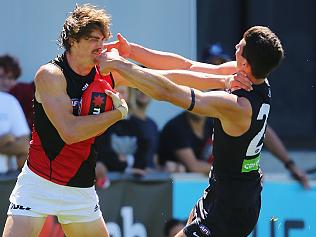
[
  {"x1": 28, "y1": 54, "x2": 112, "y2": 187},
  {"x1": 211, "y1": 81, "x2": 271, "y2": 206}
]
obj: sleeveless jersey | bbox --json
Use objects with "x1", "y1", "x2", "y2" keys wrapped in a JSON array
[
  {"x1": 211, "y1": 81, "x2": 271, "y2": 207},
  {"x1": 28, "y1": 53, "x2": 114, "y2": 188}
]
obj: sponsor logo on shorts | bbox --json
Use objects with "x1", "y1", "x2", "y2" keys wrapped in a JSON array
[
  {"x1": 199, "y1": 224, "x2": 211, "y2": 236},
  {"x1": 94, "y1": 204, "x2": 100, "y2": 212},
  {"x1": 10, "y1": 203, "x2": 31, "y2": 211},
  {"x1": 193, "y1": 232, "x2": 200, "y2": 237}
]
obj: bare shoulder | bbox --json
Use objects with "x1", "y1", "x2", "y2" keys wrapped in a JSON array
[
  {"x1": 34, "y1": 63, "x2": 67, "y2": 102},
  {"x1": 236, "y1": 95, "x2": 252, "y2": 116},
  {"x1": 35, "y1": 63, "x2": 64, "y2": 85}
]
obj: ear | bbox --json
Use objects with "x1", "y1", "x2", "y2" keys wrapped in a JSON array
[{"x1": 242, "y1": 60, "x2": 250, "y2": 72}]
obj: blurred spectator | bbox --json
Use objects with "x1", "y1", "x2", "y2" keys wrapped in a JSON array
[
  {"x1": 158, "y1": 111, "x2": 213, "y2": 175},
  {"x1": 264, "y1": 125, "x2": 310, "y2": 189},
  {"x1": 129, "y1": 88, "x2": 159, "y2": 170},
  {"x1": 202, "y1": 42, "x2": 231, "y2": 64},
  {"x1": 163, "y1": 218, "x2": 185, "y2": 237},
  {"x1": 94, "y1": 86, "x2": 147, "y2": 187},
  {"x1": 0, "y1": 54, "x2": 35, "y2": 129},
  {"x1": 0, "y1": 91, "x2": 30, "y2": 174}
]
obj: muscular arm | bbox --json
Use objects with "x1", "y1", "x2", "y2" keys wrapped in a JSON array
[
  {"x1": 154, "y1": 69, "x2": 251, "y2": 91},
  {"x1": 103, "y1": 58, "x2": 252, "y2": 137},
  {"x1": 106, "y1": 34, "x2": 237, "y2": 75},
  {"x1": 34, "y1": 64, "x2": 123, "y2": 144},
  {"x1": 129, "y1": 43, "x2": 237, "y2": 75}
]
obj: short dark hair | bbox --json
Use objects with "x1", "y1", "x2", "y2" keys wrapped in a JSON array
[
  {"x1": 58, "y1": 4, "x2": 112, "y2": 51},
  {"x1": 0, "y1": 54, "x2": 21, "y2": 80},
  {"x1": 242, "y1": 26, "x2": 284, "y2": 78}
]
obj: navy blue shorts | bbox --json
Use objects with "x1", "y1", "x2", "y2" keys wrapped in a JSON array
[{"x1": 183, "y1": 187, "x2": 261, "y2": 237}]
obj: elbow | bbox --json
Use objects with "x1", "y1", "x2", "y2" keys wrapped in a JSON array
[{"x1": 59, "y1": 128, "x2": 79, "y2": 145}]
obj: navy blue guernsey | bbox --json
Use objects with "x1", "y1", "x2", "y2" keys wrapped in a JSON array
[
  {"x1": 28, "y1": 53, "x2": 114, "y2": 188},
  {"x1": 211, "y1": 81, "x2": 271, "y2": 207}
]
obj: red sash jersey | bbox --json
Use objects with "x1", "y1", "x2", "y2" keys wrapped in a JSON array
[{"x1": 28, "y1": 54, "x2": 114, "y2": 187}]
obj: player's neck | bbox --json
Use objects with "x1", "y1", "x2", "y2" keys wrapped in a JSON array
[
  {"x1": 66, "y1": 52, "x2": 93, "y2": 76},
  {"x1": 249, "y1": 74, "x2": 266, "y2": 85}
]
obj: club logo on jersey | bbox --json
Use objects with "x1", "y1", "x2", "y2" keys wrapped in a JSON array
[
  {"x1": 199, "y1": 224, "x2": 211, "y2": 236},
  {"x1": 89, "y1": 92, "x2": 106, "y2": 115},
  {"x1": 71, "y1": 98, "x2": 81, "y2": 116},
  {"x1": 82, "y1": 83, "x2": 89, "y2": 91}
]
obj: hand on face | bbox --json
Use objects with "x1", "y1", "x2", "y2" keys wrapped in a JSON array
[
  {"x1": 103, "y1": 33, "x2": 131, "y2": 58},
  {"x1": 227, "y1": 71, "x2": 253, "y2": 92},
  {"x1": 97, "y1": 48, "x2": 123, "y2": 74}
]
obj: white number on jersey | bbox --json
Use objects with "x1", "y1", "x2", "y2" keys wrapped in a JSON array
[{"x1": 246, "y1": 103, "x2": 270, "y2": 156}]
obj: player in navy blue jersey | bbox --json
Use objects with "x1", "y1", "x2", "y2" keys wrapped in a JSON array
[{"x1": 100, "y1": 25, "x2": 284, "y2": 237}]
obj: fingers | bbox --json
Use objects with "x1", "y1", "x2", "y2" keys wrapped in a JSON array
[
  {"x1": 117, "y1": 33, "x2": 126, "y2": 43},
  {"x1": 104, "y1": 89, "x2": 128, "y2": 119},
  {"x1": 232, "y1": 73, "x2": 253, "y2": 91},
  {"x1": 105, "y1": 89, "x2": 119, "y2": 99}
]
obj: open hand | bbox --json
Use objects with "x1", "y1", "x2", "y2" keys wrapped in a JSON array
[
  {"x1": 97, "y1": 48, "x2": 123, "y2": 75},
  {"x1": 103, "y1": 33, "x2": 131, "y2": 58},
  {"x1": 226, "y1": 71, "x2": 253, "y2": 92}
]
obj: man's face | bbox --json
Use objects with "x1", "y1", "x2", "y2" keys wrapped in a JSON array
[
  {"x1": 0, "y1": 67, "x2": 17, "y2": 91},
  {"x1": 235, "y1": 38, "x2": 247, "y2": 70},
  {"x1": 135, "y1": 89, "x2": 151, "y2": 108},
  {"x1": 70, "y1": 30, "x2": 105, "y2": 65}
]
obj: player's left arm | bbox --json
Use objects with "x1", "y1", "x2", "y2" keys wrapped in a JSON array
[
  {"x1": 100, "y1": 54, "x2": 251, "y2": 136},
  {"x1": 154, "y1": 69, "x2": 252, "y2": 91},
  {"x1": 189, "y1": 60, "x2": 238, "y2": 75}
]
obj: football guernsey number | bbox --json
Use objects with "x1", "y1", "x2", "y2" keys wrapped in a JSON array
[{"x1": 246, "y1": 103, "x2": 270, "y2": 156}]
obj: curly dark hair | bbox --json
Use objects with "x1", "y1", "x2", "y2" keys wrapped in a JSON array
[
  {"x1": 242, "y1": 26, "x2": 284, "y2": 79},
  {"x1": 58, "y1": 4, "x2": 112, "y2": 51},
  {"x1": 0, "y1": 54, "x2": 21, "y2": 80}
]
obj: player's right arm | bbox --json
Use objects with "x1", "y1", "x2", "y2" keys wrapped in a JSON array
[
  {"x1": 105, "y1": 33, "x2": 237, "y2": 75},
  {"x1": 34, "y1": 64, "x2": 125, "y2": 144}
]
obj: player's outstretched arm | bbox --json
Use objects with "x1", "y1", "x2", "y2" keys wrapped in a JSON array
[
  {"x1": 34, "y1": 64, "x2": 126, "y2": 144},
  {"x1": 105, "y1": 33, "x2": 236, "y2": 75},
  {"x1": 104, "y1": 33, "x2": 192, "y2": 70},
  {"x1": 99, "y1": 50, "x2": 252, "y2": 137}
]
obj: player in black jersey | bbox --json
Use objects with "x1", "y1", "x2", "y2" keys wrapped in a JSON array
[{"x1": 100, "y1": 26, "x2": 284, "y2": 237}]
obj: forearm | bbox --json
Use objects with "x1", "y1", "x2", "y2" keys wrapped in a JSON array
[
  {"x1": 0, "y1": 135, "x2": 29, "y2": 156},
  {"x1": 112, "y1": 61, "x2": 192, "y2": 110},
  {"x1": 154, "y1": 69, "x2": 229, "y2": 90},
  {"x1": 190, "y1": 61, "x2": 237, "y2": 75},
  {"x1": 129, "y1": 43, "x2": 192, "y2": 70},
  {"x1": 62, "y1": 110, "x2": 123, "y2": 144}
]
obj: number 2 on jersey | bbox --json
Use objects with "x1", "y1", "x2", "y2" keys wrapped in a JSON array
[{"x1": 246, "y1": 103, "x2": 270, "y2": 156}]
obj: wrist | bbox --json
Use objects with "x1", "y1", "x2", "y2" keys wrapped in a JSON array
[
  {"x1": 224, "y1": 76, "x2": 231, "y2": 90},
  {"x1": 129, "y1": 43, "x2": 138, "y2": 60},
  {"x1": 116, "y1": 104, "x2": 128, "y2": 119}
]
